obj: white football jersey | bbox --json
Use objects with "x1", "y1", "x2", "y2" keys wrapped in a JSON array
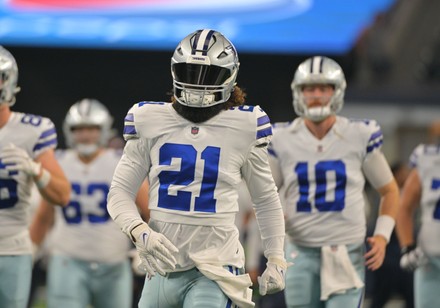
[
  {"x1": 121, "y1": 102, "x2": 277, "y2": 270},
  {"x1": 123, "y1": 102, "x2": 272, "y2": 223},
  {"x1": 0, "y1": 112, "x2": 57, "y2": 255},
  {"x1": 50, "y1": 149, "x2": 131, "y2": 263},
  {"x1": 269, "y1": 116, "x2": 385, "y2": 247},
  {"x1": 410, "y1": 144, "x2": 440, "y2": 256}
]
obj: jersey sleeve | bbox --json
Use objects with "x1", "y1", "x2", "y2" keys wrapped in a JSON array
[
  {"x1": 32, "y1": 116, "x2": 58, "y2": 158},
  {"x1": 254, "y1": 106, "x2": 273, "y2": 147},
  {"x1": 409, "y1": 144, "x2": 424, "y2": 168},
  {"x1": 123, "y1": 104, "x2": 140, "y2": 141},
  {"x1": 363, "y1": 119, "x2": 383, "y2": 155}
]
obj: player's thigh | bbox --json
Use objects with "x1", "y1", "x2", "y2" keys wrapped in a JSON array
[
  {"x1": 415, "y1": 256, "x2": 440, "y2": 308},
  {"x1": 139, "y1": 270, "x2": 191, "y2": 308},
  {"x1": 47, "y1": 255, "x2": 89, "y2": 308},
  {"x1": 183, "y1": 270, "x2": 229, "y2": 308},
  {"x1": 92, "y1": 260, "x2": 132, "y2": 308},
  {"x1": 0, "y1": 255, "x2": 32, "y2": 308},
  {"x1": 284, "y1": 243, "x2": 321, "y2": 308}
]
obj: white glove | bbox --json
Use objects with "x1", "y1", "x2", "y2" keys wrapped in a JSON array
[
  {"x1": 0, "y1": 143, "x2": 41, "y2": 177},
  {"x1": 400, "y1": 244, "x2": 426, "y2": 271},
  {"x1": 128, "y1": 249, "x2": 146, "y2": 276},
  {"x1": 258, "y1": 256, "x2": 290, "y2": 296},
  {"x1": 131, "y1": 223, "x2": 179, "y2": 277}
]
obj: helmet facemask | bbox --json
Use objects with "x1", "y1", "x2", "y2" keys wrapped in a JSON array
[
  {"x1": 171, "y1": 29, "x2": 239, "y2": 108},
  {"x1": 63, "y1": 99, "x2": 113, "y2": 154},
  {"x1": 292, "y1": 56, "x2": 346, "y2": 122},
  {"x1": 0, "y1": 46, "x2": 20, "y2": 107}
]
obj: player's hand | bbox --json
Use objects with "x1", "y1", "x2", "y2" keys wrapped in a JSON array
[
  {"x1": 0, "y1": 143, "x2": 41, "y2": 177},
  {"x1": 365, "y1": 235, "x2": 387, "y2": 271},
  {"x1": 131, "y1": 223, "x2": 179, "y2": 277},
  {"x1": 400, "y1": 244, "x2": 426, "y2": 271},
  {"x1": 258, "y1": 256, "x2": 290, "y2": 296}
]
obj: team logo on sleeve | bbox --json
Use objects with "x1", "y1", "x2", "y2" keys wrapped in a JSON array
[{"x1": 191, "y1": 126, "x2": 199, "y2": 135}]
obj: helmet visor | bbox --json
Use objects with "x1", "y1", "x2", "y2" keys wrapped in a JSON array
[{"x1": 172, "y1": 63, "x2": 231, "y2": 86}]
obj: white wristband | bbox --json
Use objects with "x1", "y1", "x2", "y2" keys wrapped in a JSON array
[
  {"x1": 35, "y1": 169, "x2": 51, "y2": 189},
  {"x1": 373, "y1": 215, "x2": 395, "y2": 243}
]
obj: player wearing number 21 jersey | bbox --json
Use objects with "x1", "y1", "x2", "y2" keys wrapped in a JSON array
[
  {"x1": 268, "y1": 56, "x2": 399, "y2": 308},
  {"x1": 108, "y1": 29, "x2": 287, "y2": 308},
  {"x1": 0, "y1": 46, "x2": 70, "y2": 307}
]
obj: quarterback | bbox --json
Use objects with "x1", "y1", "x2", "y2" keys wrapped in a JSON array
[{"x1": 268, "y1": 56, "x2": 399, "y2": 308}]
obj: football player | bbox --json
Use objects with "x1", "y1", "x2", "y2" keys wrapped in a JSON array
[
  {"x1": 396, "y1": 141, "x2": 440, "y2": 308},
  {"x1": 30, "y1": 99, "x2": 149, "y2": 308},
  {"x1": 268, "y1": 56, "x2": 399, "y2": 307},
  {"x1": 107, "y1": 29, "x2": 288, "y2": 308},
  {"x1": 0, "y1": 46, "x2": 70, "y2": 307}
]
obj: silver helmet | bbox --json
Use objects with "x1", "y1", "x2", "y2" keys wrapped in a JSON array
[
  {"x1": 171, "y1": 29, "x2": 240, "y2": 108},
  {"x1": 0, "y1": 46, "x2": 20, "y2": 106},
  {"x1": 291, "y1": 56, "x2": 346, "y2": 122},
  {"x1": 63, "y1": 98, "x2": 113, "y2": 150}
]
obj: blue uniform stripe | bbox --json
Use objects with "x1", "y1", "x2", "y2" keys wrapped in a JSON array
[
  {"x1": 123, "y1": 125, "x2": 137, "y2": 135},
  {"x1": 257, "y1": 127, "x2": 272, "y2": 139},
  {"x1": 368, "y1": 130, "x2": 382, "y2": 142},
  {"x1": 33, "y1": 138, "x2": 57, "y2": 152},
  {"x1": 202, "y1": 30, "x2": 215, "y2": 55},
  {"x1": 124, "y1": 113, "x2": 134, "y2": 122},
  {"x1": 39, "y1": 127, "x2": 56, "y2": 139},
  {"x1": 366, "y1": 140, "x2": 383, "y2": 153},
  {"x1": 268, "y1": 147, "x2": 277, "y2": 157},
  {"x1": 257, "y1": 115, "x2": 270, "y2": 127}
]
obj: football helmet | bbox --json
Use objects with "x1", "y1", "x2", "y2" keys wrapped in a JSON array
[
  {"x1": 291, "y1": 56, "x2": 346, "y2": 122},
  {"x1": 0, "y1": 46, "x2": 20, "y2": 106},
  {"x1": 171, "y1": 29, "x2": 240, "y2": 108},
  {"x1": 63, "y1": 98, "x2": 113, "y2": 152}
]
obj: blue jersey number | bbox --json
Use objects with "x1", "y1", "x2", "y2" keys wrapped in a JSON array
[
  {"x1": 294, "y1": 160, "x2": 347, "y2": 212},
  {"x1": 432, "y1": 178, "x2": 440, "y2": 220},
  {"x1": 62, "y1": 182, "x2": 110, "y2": 224},
  {"x1": 158, "y1": 143, "x2": 220, "y2": 213},
  {"x1": 0, "y1": 179, "x2": 19, "y2": 209}
]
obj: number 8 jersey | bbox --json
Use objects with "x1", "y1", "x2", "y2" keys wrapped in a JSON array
[
  {"x1": 0, "y1": 112, "x2": 57, "y2": 254},
  {"x1": 268, "y1": 116, "x2": 392, "y2": 247}
]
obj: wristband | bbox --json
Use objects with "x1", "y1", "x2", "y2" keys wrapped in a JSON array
[
  {"x1": 373, "y1": 215, "x2": 395, "y2": 243},
  {"x1": 35, "y1": 169, "x2": 51, "y2": 189},
  {"x1": 401, "y1": 244, "x2": 416, "y2": 256}
]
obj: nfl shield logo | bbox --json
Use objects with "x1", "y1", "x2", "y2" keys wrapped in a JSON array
[{"x1": 191, "y1": 127, "x2": 199, "y2": 135}]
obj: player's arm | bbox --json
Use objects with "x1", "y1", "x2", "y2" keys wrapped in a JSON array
[
  {"x1": 395, "y1": 168, "x2": 421, "y2": 248},
  {"x1": 29, "y1": 198, "x2": 55, "y2": 246},
  {"x1": 135, "y1": 180, "x2": 150, "y2": 222},
  {"x1": 34, "y1": 149, "x2": 71, "y2": 206},
  {"x1": 362, "y1": 150, "x2": 400, "y2": 270},
  {"x1": 242, "y1": 141, "x2": 288, "y2": 295}
]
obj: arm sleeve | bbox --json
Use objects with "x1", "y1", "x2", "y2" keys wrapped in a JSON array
[
  {"x1": 242, "y1": 144, "x2": 285, "y2": 259},
  {"x1": 107, "y1": 138, "x2": 150, "y2": 237},
  {"x1": 362, "y1": 150, "x2": 394, "y2": 189}
]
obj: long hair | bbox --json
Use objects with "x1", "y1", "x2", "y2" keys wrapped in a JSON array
[{"x1": 171, "y1": 86, "x2": 247, "y2": 123}]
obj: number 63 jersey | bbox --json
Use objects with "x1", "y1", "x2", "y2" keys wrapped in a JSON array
[{"x1": 269, "y1": 116, "x2": 386, "y2": 247}]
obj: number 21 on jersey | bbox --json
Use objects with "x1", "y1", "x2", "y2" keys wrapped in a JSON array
[
  {"x1": 158, "y1": 143, "x2": 220, "y2": 213},
  {"x1": 295, "y1": 160, "x2": 347, "y2": 212}
]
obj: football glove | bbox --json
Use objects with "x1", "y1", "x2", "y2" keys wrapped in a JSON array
[
  {"x1": 131, "y1": 223, "x2": 179, "y2": 277},
  {"x1": 0, "y1": 143, "x2": 41, "y2": 177},
  {"x1": 400, "y1": 244, "x2": 426, "y2": 271},
  {"x1": 258, "y1": 256, "x2": 290, "y2": 296}
]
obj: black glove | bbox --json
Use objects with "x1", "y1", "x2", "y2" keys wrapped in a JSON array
[{"x1": 400, "y1": 244, "x2": 425, "y2": 271}]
